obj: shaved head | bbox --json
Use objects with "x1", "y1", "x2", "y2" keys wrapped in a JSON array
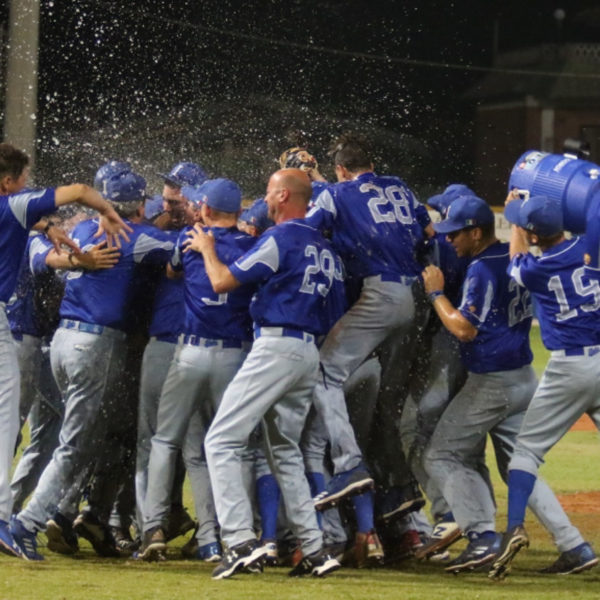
[{"x1": 270, "y1": 168, "x2": 312, "y2": 207}]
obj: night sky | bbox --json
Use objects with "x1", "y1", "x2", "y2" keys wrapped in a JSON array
[{"x1": 3, "y1": 0, "x2": 599, "y2": 194}]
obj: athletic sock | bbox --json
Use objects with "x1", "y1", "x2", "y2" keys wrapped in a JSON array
[
  {"x1": 352, "y1": 489, "x2": 375, "y2": 533},
  {"x1": 507, "y1": 469, "x2": 537, "y2": 530},
  {"x1": 256, "y1": 474, "x2": 280, "y2": 541}
]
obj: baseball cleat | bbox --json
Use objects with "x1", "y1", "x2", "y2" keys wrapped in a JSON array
[
  {"x1": 9, "y1": 516, "x2": 43, "y2": 561},
  {"x1": 445, "y1": 532, "x2": 500, "y2": 574},
  {"x1": 376, "y1": 485, "x2": 426, "y2": 525},
  {"x1": 539, "y1": 542, "x2": 598, "y2": 575},
  {"x1": 211, "y1": 539, "x2": 269, "y2": 580},
  {"x1": 166, "y1": 505, "x2": 196, "y2": 541},
  {"x1": 137, "y1": 527, "x2": 168, "y2": 562},
  {"x1": 288, "y1": 549, "x2": 341, "y2": 577},
  {"x1": 0, "y1": 519, "x2": 22, "y2": 558},
  {"x1": 314, "y1": 465, "x2": 374, "y2": 511},
  {"x1": 73, "y1": 510, "x2": 120, "y2": 558},
  {"x1": 354, "y1": 529, "x2": 384, "y2": 568},
  {"x1": 46, "y1": 516, "x2": 79, "y2": 555},
  {"x1": 414, "y1": 518, "x2": 461, "y2": 560},
  {"x1": 488, "y1": 525, "x2": 529, "y2": 580}
]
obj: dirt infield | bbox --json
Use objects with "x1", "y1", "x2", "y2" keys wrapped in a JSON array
[
  {"x1": 571, "y1": 414, "x2": 596, "y2": 431},
  {"x1": 558, "y1": 491, "x2": 600, "y2": 514}
]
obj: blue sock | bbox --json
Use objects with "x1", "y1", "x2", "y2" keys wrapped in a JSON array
[
  {"x1": 507, "y1": 469, "x2": 537, "y2": 530},
  {"x1": 306, "y1": 472, "x2": 326, "y2": 529},
  {"x1": 256, "y1": 474, "x2": 280, "y2": 541},
  {"x1": 352, "y1": 490, "x2": 375, "y2": 533}
]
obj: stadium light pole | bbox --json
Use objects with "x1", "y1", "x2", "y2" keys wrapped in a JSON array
[{"x1": 4, "y1": 0, "x2": 40, "y2": 168}]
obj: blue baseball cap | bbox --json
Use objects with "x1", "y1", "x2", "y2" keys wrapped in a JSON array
[
  {"x1": 158, "y1": 162, "x2": 207, "y2": 188},
  {"x1": 434, "y1": 195, "x2": 494, "y2": 234},
  {"x1": 103, "y1": 171, "x2": 147, "y2": 203},
  {"x1": 239, "y1": 197, "x2": 273, "y2": 233},
  {"x1": 181, "y1": 183, "x2": 209, "y2": 208},
  {"x1": 94, "y1": 160, "x2": 131, "y2": 191},
  {"x1": 144, "y1": 194, "x2": 164, "y2": 220},
  {"x1": 504, "y1": 195, "x2": 563, "y2": 237},
  {"x1": 428, "y1": 184, "x2": 475, "y2": 217},
  {"x1": 199, "y1": 178, "x2": 242, "y2": 213}
]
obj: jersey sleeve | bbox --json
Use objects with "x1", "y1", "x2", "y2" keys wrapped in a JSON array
[
  {"x1": 8, "y1": 188, "x2": 56, "y2": 229},
  {"x1": 169, "y1": 229, "x2": 188, "y2": 272},
  {"x1": 508, "y1": 253, "x2": 539, "y2": 291},
  {"x1": 29, "y1": 235, "x2": 54, "y2": 275},
  {"x1": 229, "y1": 230, "x2": 280, "y2": 285},
  {"x1": 304, "y1": 187, "x2": 336, "y2": 232},
  {"x1": 134, "y1": 229, "x2": 176, "y2": 266},
  {"x1": 458, "y1": 264, "x2": 496, "y2": 328}
]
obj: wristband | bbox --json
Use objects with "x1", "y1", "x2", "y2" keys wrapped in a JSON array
[
  {"x1": 428, "y1": 290, "x2": 444, "y2": 303},
  {"x1": 67, "y1": 253, "x2": 76, "y2": 266}
]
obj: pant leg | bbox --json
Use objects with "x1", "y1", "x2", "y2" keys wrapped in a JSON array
[{"x1": 0, "y1": 310, "x2": 20, "y2": 521}]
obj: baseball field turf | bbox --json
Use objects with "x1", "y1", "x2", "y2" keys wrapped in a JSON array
[{"x1": 2, "y1": 327, "x2": 598, "y2": 600}]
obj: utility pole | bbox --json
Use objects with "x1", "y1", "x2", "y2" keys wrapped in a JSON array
[{"x1": 4, "y1": 0, "x2": 40, "y2": 167}]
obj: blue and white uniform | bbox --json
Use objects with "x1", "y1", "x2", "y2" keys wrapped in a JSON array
[
  {"x1": 508, "y1": 236, "x2": 600, "y2": 493},
  {"x1": 0, "y1": 189, "x2": 56, "y2": 524},
  {"x1": 424, "y1": 241, "x2": 585, "y2": 552},
  {"x1": 17, "y1": 218, "x2": 174, "y2": 533},
  {"x1": 143, "y1": 226, "x2": 255, "y2": 551},
  {"x1": 204, "y1": 219, "x2": 345, "y2": 556},
  {"x1": 306, "y1": 172, "x2": 424, "y2": 478},
  {"x1": 8, "y1": 235, "x2": 64, "y2": 512}
]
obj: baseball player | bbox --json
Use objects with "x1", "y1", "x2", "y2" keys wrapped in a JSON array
[
  {"x1": 158, "y1": 162, "x2": 206, "y2": 230},
  {"x1": 422, "y1": 194, "x2": 589, "y2": 574},
  {"x1": 186, "y1": 168, "x2": 343, "y2": 579},
  {"x1": 139, "y1": 178, "x2": 256, "y2": 562},
  {"x1": 0, "y1": 143, "x2": 129, "y2": 558},
  {"x1": 9, "y1": 170, "x2": 172, "y2": 561},
  {"x1": 278, "y1": 146, "x2": 328, "y2": 203},
  {"x1": 489, "y1": 194, "x2": 600, "y2": 579},
  {"x1": 304, "y1": 134, "x2": 426, "y2": 565}
]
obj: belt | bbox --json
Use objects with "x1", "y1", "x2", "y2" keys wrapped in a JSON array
[
  {"x1": 59, "y1": 319, "x2": 125, "y2": 338},
  {"x1": 254, "y1": 326, "x2": 315, "y2": 344},
  {"x1": 182, "y1": 334, "x2": 245, "y2": 349},
  {"x1": 551, "y1": 345, "x2": 600, "y2": 358},
  {"x1": 150, "y1": 333, "x2": 179, "y2": 344},
  {"x1": 375, "y1": 273, "x2": 417, "y2": 286}
]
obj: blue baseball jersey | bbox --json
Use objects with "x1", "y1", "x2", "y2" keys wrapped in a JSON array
[
  {"x1": 229, "y1": 219, "x2": 346, "y2": 336},
  {"x1": 431, "y1": 233, "x2": 469, "y2": 306},
  {"x1": 309, "y1": 180, "x2": 328, "y2": 208},
  {"x1": 172, "y1": 226, "x2": 256, "y2": 340},
  {"x1": 509, "y1": 236, "x2": 600, "y2": 350},
  {"x1": 60, "y1": 218, "x2": 174, "y2": 330},
  {"x1": 6, "y1": 234, "x2": 55, "y2": 337},
  {"x1": 148, "y1": 230, "x2": 184, "y2": 339},
  {"x1": 305, "y1": 172, "x2": 423, "y2": 281},
  {"x1": 0, "y1": 188, "x2": 56, "y2": 302},
  {"x1": 458, "y1": 241, "x2": 533, "y2": 373}
]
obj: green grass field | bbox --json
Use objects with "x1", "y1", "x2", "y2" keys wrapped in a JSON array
[{"x1": 2, "y1": 326, "x2": 599, "y2": 600}]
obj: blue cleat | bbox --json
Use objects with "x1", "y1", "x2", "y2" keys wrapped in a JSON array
[
  {"x1": 446, "y1": 531, "x2": 500, "y2": 574},
  {"x1": 9, "y1": 516, "x2": 44, "y2": 561},
  {"x1": 0, "y1": 519, "x2": 22, "y2": 558},
  {"x1": 540, "y1": 542, "x2": 599, "y2": 575},
  {"x1": 314, "y1": 465, "x2": 374, "y2": 511}
]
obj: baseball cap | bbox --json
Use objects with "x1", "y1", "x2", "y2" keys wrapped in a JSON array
[
  {"x1": 504, "y1": 195, "x2": 563, "y2": 237},
  {"x1": 103, "y1": 171, "x2": 147, "y2": 203},
  {"x1": 239, "y1": 197, "x2": 273, "y2": 233},
  {"x1": 158, "y1": 162, "x2": 206, "y2": 188},
  {"x1": 94, "y1": 160, "x2": 131, "y2": 191},
  {"x1": 181, "y1": 183, "x2": 209, "y2": 208},
  {"x1": 198, "y1": 178, "x2": 242, "y2": 213},
  {"x1": 427, "y1": 184, "x2": 475, "y2": 217},
  {"x1": 144, "y1": 194, "x2": 164, "y2": 220},
  {"x1": 433, "y1": 195, "x2": 494, "y2": 234}
]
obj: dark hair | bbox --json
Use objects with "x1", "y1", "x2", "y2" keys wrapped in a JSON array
[
  {"x1": 479, "y1": 221, "x2": 495, "y2": 239},
  {"x1": 0, "y1": 143, "x2": 29, "y2": 179},
  {"x1": 329, "y1": 132, "x2": 372, "y2": 172},
  {"x1": 111, "y1": 200, "x2": 142, "y2": 219}
]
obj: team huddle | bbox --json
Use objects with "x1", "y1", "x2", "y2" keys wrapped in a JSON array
[{"x1": 0, "y1": 134, "x2": 598, "y2": 582}]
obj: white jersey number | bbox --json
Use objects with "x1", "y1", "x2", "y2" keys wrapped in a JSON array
[
  {"x1": 201, "y1": 293, "x2": 229, "y2": 306},
  {"x1": 299, "y1": 245, "x2": 340, "y2": 297},
  {"x1": 361, "y1": 183, "x2": 414, "y2": 225},
  {"x1": 548, "y1": 267, "x2": 600, "y2": 321},
  {"x1": 508, "y1": 278, "x2": 533, "y2": 326}
]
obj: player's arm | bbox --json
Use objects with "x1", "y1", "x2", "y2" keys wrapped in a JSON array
[
  {"x1": 505, "y1": 190, "x2": 530, "y2": 258},
  {"x1": 45, "y1": 241, "x2": 120, "y2": 271},
  {"x1": 54, "y1": 184, "x2": 132, "y2": 246},
  {"x1": 183, "y1": 225, "x2": 240, "y2": 292},
  {"x1": 422, "y1": 264, "x2": 478, "y2": 342}
]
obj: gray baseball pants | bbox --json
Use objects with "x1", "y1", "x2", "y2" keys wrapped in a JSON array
[
  {"x1": 205, "y1": 331, "x2": 323, "y2": 555},
  {"x1": 425, "y1": 364, "x2": 584, "y2": 551}
]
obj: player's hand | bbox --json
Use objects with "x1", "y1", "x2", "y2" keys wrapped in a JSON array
[
  {"x1": 94, "y1": 207, "x2": 133, "y2": 248},
  {"x1": 75, "y1": 241, "x2": 121, "y2": 270},
  {"x1": 183, "y1": 224, "x2": 214, "y2": 254},
  {"x1": 45, "y1": 224, "x2": 80, "y2": 254},
  {"x1": 422, "y1": 264, "x2": 445, "y2": 294},
  {"x1": 505, "y1": 188, "x2": 521, "y2": 206}
]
